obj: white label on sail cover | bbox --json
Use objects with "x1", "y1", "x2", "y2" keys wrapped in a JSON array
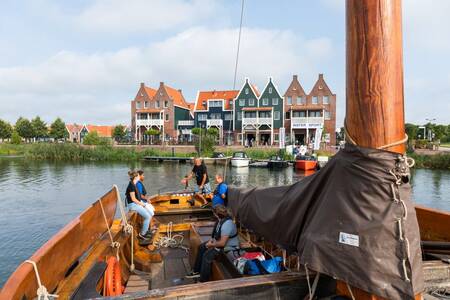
[{"x1": 339, "y1": 232, "x2": 359, "y2": 247}]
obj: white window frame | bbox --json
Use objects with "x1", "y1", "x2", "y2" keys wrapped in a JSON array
[
  {"x1": 210, "y1": 113, "x2": 221, "y2": 119},
  {"x1": 209, "y1": 100, "x2": 222, "y2": 108},
  {"x1": 269, "y1": 87, "x2": 273, "y2": 94},
  {"x1": 296, "y1": 97, "x2": 303, "y2": 105},
  {"x1": 239, "y1": 99, "x2": 245, "y2": 106},
  {"x1": 245, "y1": 88, "x2": 249, "y2": 94},
  {"x1": 262, "y1": 98, "x2": 269, "y2": 105},
  {"x1": 272, "y1": 98, "x2": 279, "y2": 105},
  {"x1": 198, "y1": 113, "x2": 207, "y2": 121},
  {"x1": 287, "y1": 96, "x2": 292, "y2": 105},
  {"x1": 274, "y1": 111, "x2": 280, "y2": 120},
  {"x1": 248, "y1": 98, "x2": 255, "y2": 106},
  {"x1": 312, "y1": 96, "x2": 318, "y2": 104},
  {"x1": 323, "y1": 96, "x2": 330, "y2": 104},
  {"x1": 155, "y1": 101, "x2": 160, "y2": 108}
]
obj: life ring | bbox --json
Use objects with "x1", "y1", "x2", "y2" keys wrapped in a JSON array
[{"x1": 103, "y1": 256, "x2": 124, "y2": 296}]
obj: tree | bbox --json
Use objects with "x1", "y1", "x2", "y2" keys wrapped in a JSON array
[
  {"x1": 15, "y1": 117, "x2": 34, "y2": 142},
  {"x1": 113, "y1": 125, "x2": 126, "y2": 142},
  {"x1": 31, "y1": 116, "x2": 48, "y2": 140},
  {"x1": 0, "y1": 119, "x2": 13, "y2": 141},
  {"x1": 83, "y1": 131, "x2": 110, "y2": 146},
  {"x1": 192, "y1": 127, "x2": 218, "y2": 156},
  {"x1": 405, "y1": 123, "x2": 419, "y2": 142},
  {"x1": 144, "y1": 129, "x2": 160, "y2": 145},
  {"x1": 10, "y1": 131, "x2": 21, "y2": 144},
  {"x1": 50, "y1": 118, "x2": 68, "y2": 140}
]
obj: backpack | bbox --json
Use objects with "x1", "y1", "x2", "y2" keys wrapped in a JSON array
[{"x1": 243, "y1": 257, "x2": 283, "y2": 275}]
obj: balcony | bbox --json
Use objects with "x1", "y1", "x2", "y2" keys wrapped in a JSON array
[
  {"x1": 136, "y1": 119, "x2": 164, "y2": 127},
  {"x1": 178, "y1": 120, "x2": 194, "y2": 126},
  {"x1": 206, "y1": 119, "x2": 223, "y2": 127},
  {"x1": 242, "y1": 117, "x2": 272, "y2": 127},
  {"x1": 291, "y1": 117, "x2": 324, "y2": 129}
]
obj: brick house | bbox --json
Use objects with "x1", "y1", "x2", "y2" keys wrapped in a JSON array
[
  {"x1": 131, "y1": 82, "x2": 193, "y2": 143},
  {"x1": 66, "y1": 124, "x2": 84, "y2": 143},
  {"x1": 194, "y1": 89, "x2": 239, "y2": 145},
  {"x1": 283, "y1": 74, "x2": 337, "y2": 148}
]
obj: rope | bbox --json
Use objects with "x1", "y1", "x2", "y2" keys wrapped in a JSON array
[
  {"x1": 346, "y1": 282, "x2": 356, "y2": 300},
  {"x1": 113, "y1": 185, "x2": 135, "y2": 271},
  {"x1": 98, "y1": 197, "x2": 120, "y2": 261},
  {"x1": 232, "y1": 0, "x2": 245, "y2": 90},
  {"x1": 25, "y1": 260, "x2": 59, "y2": 300},
  {"x1": 344, "y1": 119, "x2": 409, "y2": 150},
  {"x1": 153, "y1": 222, "x2": 188, "y2": 251}
]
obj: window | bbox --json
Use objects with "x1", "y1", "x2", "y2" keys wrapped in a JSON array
[
  {"x1": 312, "y1": 96, "x2": 318, "y2": 104},
  {"x1": 209, "y1": 100, "x2": 222, "y2": 108},
  {"x1": 323, "y1": 96, "x2": 330, "y2": 104},
  {"x1": 285, "y1": 112, "x2": 290, "y2": 120},
  {"x1": 156, "y1": 101, "x2": 160, "y2": 108},
  {"x1": 272, "y1": 98, "x2": 279, "y2": 105},
  {"x1": 262, "y1": 98, "x2": 269, "y2": 105},
  {"x1": 325, "y1": 110, "x2": 331, "y2": 120},
  {"x1": 274, "y1": 111, "x2": 280, "y2": 120},
  {"x1": 259, "y1": 111, "x2": 271, "y2": 118},
  {"x1": 239, "y1": 99, "x2": 245, "y2": 106},
  {"x1": 210, "y1": 113, "x2": 221, "y2": 119},
  {"x1": 287, "y1": 96, "x2": 292, "y2": 105},
  {"x1": 237, "y1": 112, "x2": 242, "y2": 120},
  {"x1": 309, "y1": 110, "x2": 321, "y2": 117},
  {"x1": 198, "y1": 114, "x2": 207, "y2": 121},
  {"x1": 249, "y1": 98, "x2": 255, "y2": 106},
  {"x1": 297, "y1": 97, "x2": 304, "y2": 105},
  {"x1": 274, "y1": 133, "x2": 279, "y2": 142},
  {"x1": 136, "y1": 101, "x2": 141, "y2": 109},
  {"x1": 229, "y1": 100, "x2": 233, "y2": 108},
  {"x1": 144, "y1": 101, "x2": 148, "y2": 108},
  {"x1": 293, "y1": 111, "x2": 306, "y2": 118},
  {"x1": 165, "y1": 114, "x2": 169, "y2": 121},
  {"x1": 164, "y1": 101, "x2": 169, "y2": 108},
  {"x1": 269, "y1": 87, "x2": 273, "y2": 94},
  {"x1": 202, "y1": 101, "x2": 207, "y2": 107},
  {"x1": 245, "y1": 88, "x2": 249, "y2": 94},
  {"x1": 224, "y1": 113, "x2": 233, "y2": 120}
]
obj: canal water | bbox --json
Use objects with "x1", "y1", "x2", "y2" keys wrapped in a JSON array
[{"x1": 0, "y1": 157, "x2": 449, "y2": 287}]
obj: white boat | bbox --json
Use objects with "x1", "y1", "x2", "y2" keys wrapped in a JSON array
[{"x1": 231, "y1": 151, "x2": 250, "y2": 167}]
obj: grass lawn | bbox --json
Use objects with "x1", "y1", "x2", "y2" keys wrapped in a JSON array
[{"x1": 441, "y1": 143, "x2": 450, "y2": 148}]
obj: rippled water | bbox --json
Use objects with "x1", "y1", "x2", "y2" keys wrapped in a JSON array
[{"x1": 0, "y1": 157, "x2": 449, "y2": 287}]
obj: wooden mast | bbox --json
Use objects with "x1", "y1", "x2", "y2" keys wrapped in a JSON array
[{"x1": 346, "y1": 0, "x2": 406, "y2": 154}]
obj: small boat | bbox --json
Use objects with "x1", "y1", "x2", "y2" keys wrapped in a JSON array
[
  {"x1": 231, "y1": 151, "x2": 250, "y2": 167},
  {"x1": 267, "y1": 155, "x2": 288, "y2": 169},
  {"x1": 295, "y1": 155, "x2": 317, "y2": 171}
]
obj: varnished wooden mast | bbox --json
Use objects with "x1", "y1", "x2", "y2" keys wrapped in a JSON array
[{"x1": 346, "y1": 0, "x2": 406, "y2": 154}]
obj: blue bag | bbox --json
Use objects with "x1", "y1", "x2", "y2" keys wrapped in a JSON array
[{"x1": 243, "y1": 257, "x2": 283, "y2": 275}]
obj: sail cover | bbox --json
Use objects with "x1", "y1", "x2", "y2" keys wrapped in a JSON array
[{"x1": 228, "y1": 144, "x2": 423, "y2": 299}]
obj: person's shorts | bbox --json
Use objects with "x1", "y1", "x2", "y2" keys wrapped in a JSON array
[{"x1": 194, "y1": 182, "x2": 212, "y2": 194}]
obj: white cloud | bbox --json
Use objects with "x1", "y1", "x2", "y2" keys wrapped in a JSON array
[
  {"x1": 0, "y1": 26, "x2": 334, "y2": 125},
  {"x1": 75, "y1": 0, "x2": 220, "y2": 34}
]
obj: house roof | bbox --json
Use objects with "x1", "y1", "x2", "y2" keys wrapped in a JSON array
[
  {"x1": 250, "y1": 84, "x2": 260, "y2": 97},
  {"x1": 242, "y1": 107, "x2": 272, "y2": 111},
  {"x1": 66, "y1": 124, "x2": 83, "y2": 133},
  {"x1": 144, "y1": 86, "x2": 157, "y2": 98},
  {"x1": 195, "y1": 90, "x2": 239, "y2": 111},
  {"x1": 163, "y1": 85, "x2": 190, "y2": 109},
  {"x1": 85, "y1": 125, "x2": 114, "y2": 138}
]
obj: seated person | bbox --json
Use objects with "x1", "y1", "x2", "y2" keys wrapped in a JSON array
[
  {"x1": 136, "y1": 170, "x2": 156, "y2": 234},
  {"x1": 125, "y1": 171, "x2": 152, "y2": 240},
  {"x1": 181, "y1": 158, "x2": 211, "y2": 207},
  {"x1": 212, "y1": 174, "x2": 228, "y2": 207},
  {"x1": 186, "y1": 205, "x2": 239, "y2": 282}
]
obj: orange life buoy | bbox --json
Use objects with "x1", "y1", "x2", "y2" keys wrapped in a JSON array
[{"x1": 103, "y1": 256, "x2": 124, "y2": 296}]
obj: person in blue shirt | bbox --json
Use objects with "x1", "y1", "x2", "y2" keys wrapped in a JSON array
[
  {"x1": 212, "y1": 174, "x2": 227, "y2": 207},
  {"x1": 136, "y1": 170, "x2": 155, "y2": 231}
]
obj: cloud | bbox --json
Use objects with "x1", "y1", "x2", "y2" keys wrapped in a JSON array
[
  {"x1": 0, "y1": 26, "x2": 334, "y2": 125},
  {"x1": 75, "y1": 0, "x2": 220, "y2": 34}
]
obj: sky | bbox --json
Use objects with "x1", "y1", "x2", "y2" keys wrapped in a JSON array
[{"x1": 1, "y1": 0, "x2": 449, "y2": 127}]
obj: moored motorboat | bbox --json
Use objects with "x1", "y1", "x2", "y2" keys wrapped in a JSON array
[
  {"x1": 267, "y1": 155, "x2": 288, "y2": 169},
  {"x1": 231, "y1": 151, "x2": 250, "y2": 167},
  {"x1": 295, "y1": 155, "x2": 317, "y2": 171}
]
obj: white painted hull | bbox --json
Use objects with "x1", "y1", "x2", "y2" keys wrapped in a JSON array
[{"x1": 231, "y1": 158, "x2": 250, "y2": 167}]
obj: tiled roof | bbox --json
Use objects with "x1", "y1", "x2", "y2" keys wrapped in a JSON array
[
  {"x1": 144, "y1": 86, "x2": 157, "y2": 98},
  {"x1": 195, "y1": 90, "x2": 239, "y2": 111},
  {"x1": 250, "y1": 84, "x2": 260, "y2": 97},
  {"x1": 85, "y1": 125, "x2": 114, "y2": 138},
  {"x1": 164, "y1": 85, "x2": 189, "y2": 109},
  {"x1": 66, "y1": 124, "x2": 83, "y2": 133}
]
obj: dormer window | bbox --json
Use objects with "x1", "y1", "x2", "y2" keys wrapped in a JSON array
[
  {"x1": 245, "y1": 88, "x2": 249, "y2": 94},
  {"x1": 269, "y1": 87, "x2": 273, "y2": 94}
]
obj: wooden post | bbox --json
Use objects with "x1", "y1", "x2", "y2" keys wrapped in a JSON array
[{"x1": 346, "y1": 0, "x2": 406, "y2": 154}]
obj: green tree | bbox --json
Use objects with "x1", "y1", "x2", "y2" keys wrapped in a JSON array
[
  {"x1": 83, "y1": 131, "x2": 111, "y2": 146},
  {"x1": 10, "y1": 131, "x2": 21, "y2": 144},
  {"x1": 144, "y1": 129, "x2": 160, "y2": 145},
  {"x1": 405, "y1": 123, "x2": 419, "y2": 142},
  {"x1": 31, "y1": 116, "x2": 48, "y2": 140},
  {"x1": 0, "y1": 119, "x2": 13, "y2": 141},
  {"x1": 193, "y1": 127, "x2": 218, "y2": 156},
  {"x1": 113, "y1": 125, "x2": 126, "y2": 142},
  {"x1": 15, "y1": 117, "x2": 34, "y2": 142},
  {"x1": 50, "y1": 118, "x2": 68, "y2": 140}
]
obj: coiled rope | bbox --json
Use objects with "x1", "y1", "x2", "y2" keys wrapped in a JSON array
[
  {"x1": 25, "y1": 260, "x2": 58, "y2": 300},
  {"x1": 153, "y1": 222, "x2": 188, "y2": 251}
]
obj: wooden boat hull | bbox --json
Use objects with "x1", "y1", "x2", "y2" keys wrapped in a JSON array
[
  {"x1": 295, "y1": 160, "x2": 317, "y2": 171},
  {"x1": 0, "y1": 186, "x2": 119, "y2": 300}
]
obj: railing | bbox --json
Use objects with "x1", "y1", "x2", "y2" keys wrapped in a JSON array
[
  {"x1": 242, "y1": 117, "x2": 272, "y2": 126},
  {"x1": 178, "y1": 120, "x2": 194, "y2": 126},
  {"x1": 206, "y1": 119, "x2": 223, "y2": 127},
  {"x1": 291, "y1": 117, "x2": 324, "y2": 129},
  {"x1": 136, "y1": 119, "x2": 163, "y2": 127}
]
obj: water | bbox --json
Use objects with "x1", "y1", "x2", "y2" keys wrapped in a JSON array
[{"x1": 0, "y1": 157, "x2": 449, "y2": 287}]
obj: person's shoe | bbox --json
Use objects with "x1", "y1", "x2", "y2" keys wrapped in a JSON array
[
  {"x1": 187, "y1": 198, "x2": 195, "y2": 206},
  {"x1": 138, "y1": 233, "x2": 150, "y2": 240},
  {"x1": 185, "y1": 271, "x2": 200, "y2": 278},
  {"x1": 144, "y1": 231, "x2": 153, "y2": 238},
  {"x1": 201, "y1": 202, "x2": 211, "y2": 209}
]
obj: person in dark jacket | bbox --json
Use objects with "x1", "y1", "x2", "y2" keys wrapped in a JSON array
[
  {"x1": 185, "y1": 205, "x2": 239, "y2": 282},
  {"x1": 125, "y1": 171, "x2": 152, "y2": 240}
]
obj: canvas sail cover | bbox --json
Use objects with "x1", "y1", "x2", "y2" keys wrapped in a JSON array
[{"x1": 228, "y1": 144, "x2": 423, "y2": 299}]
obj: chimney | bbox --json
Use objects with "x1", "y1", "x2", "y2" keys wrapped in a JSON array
[
  {"x1": 140, "y1": 82, "x2": 145, "y2": 88},
  {"x1": 269, "y1": 76, "x2": 272, "y2": 82},
  {"x1": 293, "y1": 75, "x2": 298, "y2": 81},
  {"x1": 159, "y1": 82, "x2": 164, "y2": 87},
  {"x1": 178, "y1": 89, "x2": 182, "y2": 93},
  {"x1": 318, "y1": 73, "x2": 324, "y2": 80},
  {"x1": 245, "y1": 78, "x2": 249, "y2": 83}
]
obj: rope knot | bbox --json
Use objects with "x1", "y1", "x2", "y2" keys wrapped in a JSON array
[
  {"x1": 123, "y1": 224, "x2": 133, "y2": 235},
  {"x1": 111, "y1": 241, "x2": 120, "y2": 249}
]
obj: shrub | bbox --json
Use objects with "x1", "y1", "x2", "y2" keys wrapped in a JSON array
[{"x1": 10, "y1": 131, "x2": 22, "y2": 144}]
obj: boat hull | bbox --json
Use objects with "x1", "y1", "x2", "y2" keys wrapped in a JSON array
[
  {"x1": 268, "y1": 161, "x2": 288, "y2": 169},
  {"x1": 231, "y1": 158, "x2": 250, "y2": 167},
  {"x1": 295, "y1": 160, "x2": 317, "y2": 171}
]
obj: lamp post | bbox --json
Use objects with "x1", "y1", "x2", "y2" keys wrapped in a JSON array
[{"x1": 425, "y1": 118, "x2": 436, "y2": 141}]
